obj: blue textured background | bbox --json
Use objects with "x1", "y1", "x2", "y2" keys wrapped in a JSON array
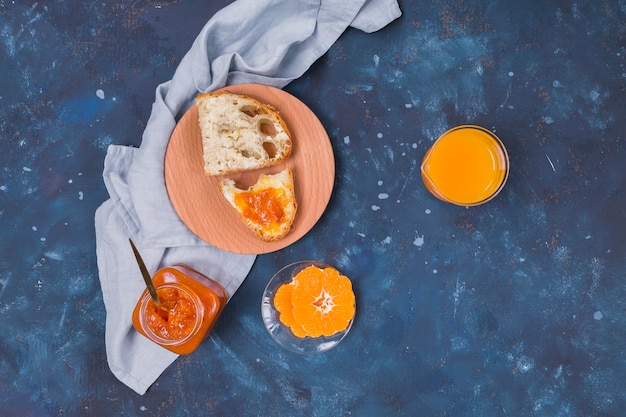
[{"x1": 1, "y1": 1, "x2": 625, "y2": 416}]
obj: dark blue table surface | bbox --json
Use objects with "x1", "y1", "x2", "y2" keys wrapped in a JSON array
[{"x1": 2, "y1": 1, "x2": 625, "y2": 416}]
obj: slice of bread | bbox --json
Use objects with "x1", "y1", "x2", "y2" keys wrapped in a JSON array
[
  {"x1": 195, "y1": 91, "x2": 292, "y2": 176},
  {"x1": 218, "y1": 167, "x2": 297, "y2": 242}
]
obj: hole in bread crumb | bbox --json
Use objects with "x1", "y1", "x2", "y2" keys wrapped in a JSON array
[
  {"x1": 259, "y1": 121, "x2": 277, "y2": 137},
  {"x1": 240, "y1": 149, "x2": 262, "y2": 159},
  {"x1": 263, "y1": 141, "x2": 278, "y2": 158},
  {"x1": 240, "y1": 105, "x2": 260, "y2": 117}
]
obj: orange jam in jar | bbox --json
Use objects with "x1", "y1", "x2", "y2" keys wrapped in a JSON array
[
  {"x1": 132, "y1": 265, "x2": 228, "y2": 355},
  {"x1": 421, "y1": 125, "x2": 509, "y2": 206}
]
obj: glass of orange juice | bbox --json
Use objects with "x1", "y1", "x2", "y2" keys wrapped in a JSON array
[{"x1": 421, "y1": 125, "x2": 509, "y2": 206}]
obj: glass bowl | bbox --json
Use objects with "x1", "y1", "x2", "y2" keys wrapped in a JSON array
[{"x1": 261, "y1": 260, "x2": 355, "y2": 354}]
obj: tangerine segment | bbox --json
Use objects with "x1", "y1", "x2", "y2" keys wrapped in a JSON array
[
  {"x1": 273, "y1": 282, "x2": 308, "y2": 338},
  {"x1": 274, "y1": 283, "x2": 296, "y2": 327},
  {"x1": 291, "y1": 266, "x2": 356, "y2": 337},
  {"x1": 289, "y1": 322, "x2": 309, "y2": 338}
]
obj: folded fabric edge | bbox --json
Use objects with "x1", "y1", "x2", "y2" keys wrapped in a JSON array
[
  {"x1": 350, "y1": 0, "x2": 402, "y2": 33},
  {"x1": 106, "y1": 345, "x2": 176, "y2": 396}
]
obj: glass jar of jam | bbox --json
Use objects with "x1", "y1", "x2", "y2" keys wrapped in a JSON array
[{"x1": 132, "y1": 264, "x2": 228, "y2": 355}]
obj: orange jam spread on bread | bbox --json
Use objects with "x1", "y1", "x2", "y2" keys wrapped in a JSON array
[
  {"x1": 218, "y1": 167, "x2": 297, "y2": 241},
  {"x1": 132, "y1": 265, "x2": 228, "y2": 355},
  {"x1": 234, "y1": 187, "x2": 286, "y2": 233}
]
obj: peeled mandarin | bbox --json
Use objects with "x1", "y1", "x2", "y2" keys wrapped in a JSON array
[
  {"x1": 291, "y1": 265, "x2": 355, "y2": 338},
  {"x1": 273, "y1": 265, "x2": 356, "y2": 338}
]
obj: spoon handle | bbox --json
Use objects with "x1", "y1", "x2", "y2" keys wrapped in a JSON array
[{"x1": 129, "y1": 238, "x2": 162, "y2": 308}]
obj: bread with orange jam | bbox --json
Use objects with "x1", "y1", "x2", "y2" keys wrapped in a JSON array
[
  {"x1": 195, "y1": 91, "x2": 292, "y2": 176},
  {"x1": 218, "y1": 167, "x2": 297, "y2": 241}
]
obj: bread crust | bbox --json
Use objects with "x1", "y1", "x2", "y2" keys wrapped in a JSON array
[{"x1": 195, "y1": 91, "x2": 292, "y2": 176}]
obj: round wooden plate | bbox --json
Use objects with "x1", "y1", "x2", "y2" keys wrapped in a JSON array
[{"x1": 164, "y1": 84, "x2": 335, "y2": 255}]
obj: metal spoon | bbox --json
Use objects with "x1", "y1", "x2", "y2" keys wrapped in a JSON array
[{"x1": 129, "y1": 238, "x2": 169, "y2": 314}]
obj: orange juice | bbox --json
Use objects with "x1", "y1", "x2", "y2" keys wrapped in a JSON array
[{"x1": 421, "y1": 125, "x2": 509, "y2": 206}]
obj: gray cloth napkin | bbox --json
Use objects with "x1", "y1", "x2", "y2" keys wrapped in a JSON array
[{"x1": 95, "y1": 0, "x2": 401, "y2": 395}]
